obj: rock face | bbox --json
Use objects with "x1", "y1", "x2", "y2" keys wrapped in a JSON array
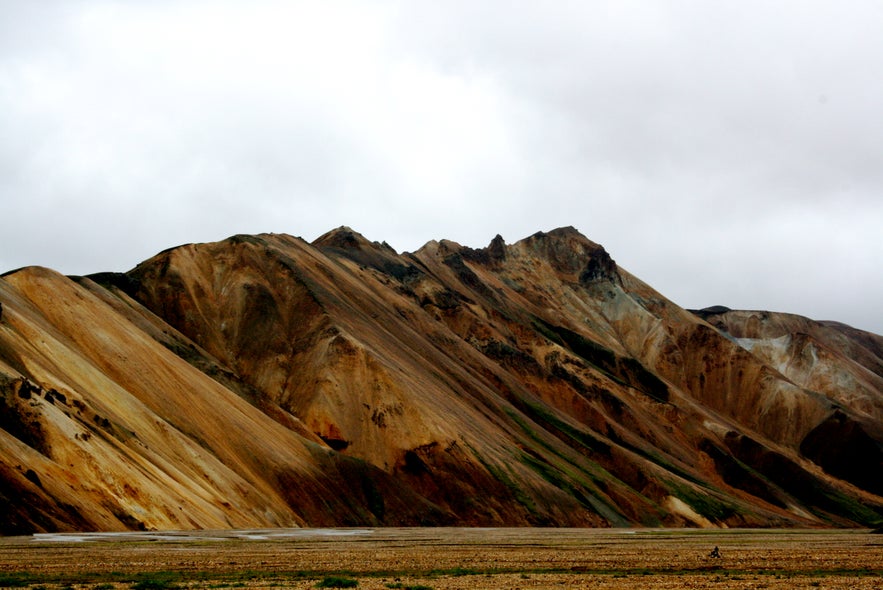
[{"x1": 1, "y1": 227, "x2": 882, "y2": 534}]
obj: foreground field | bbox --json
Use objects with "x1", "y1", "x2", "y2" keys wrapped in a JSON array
[{"x1": 1, "y1": 528, "x2": 882, "y2": 589}]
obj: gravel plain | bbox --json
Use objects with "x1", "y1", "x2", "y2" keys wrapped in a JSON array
[{"x1": 1, "y1": 528, "x2": 882, "y2": 589}]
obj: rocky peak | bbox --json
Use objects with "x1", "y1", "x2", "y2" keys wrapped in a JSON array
[
  {"x1": 436, "y1": 239, "x2": 465, "y2": 256},
  {"x1": 439, "y1": 234, "x2": 509, "y2": 269},
  {"x1": 415, "y1": 234, "x2": 508, "y2": 266},
  {"x1": 312, "y1": 226, "x2": 371, "y2": 251},
  {"x1": 314, "y1": 227, "x2": 421, "y2": 284},
  {"x1": 518, "y1": 227, "x2": 619, "y2": 284},
  {"x1": 486, "y1": 234, "x2": 507, "y2": 264}
]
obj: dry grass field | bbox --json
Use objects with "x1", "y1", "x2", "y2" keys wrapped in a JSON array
[{"x1": 1, "y1": 528, "x2": 882, "y2": 589}]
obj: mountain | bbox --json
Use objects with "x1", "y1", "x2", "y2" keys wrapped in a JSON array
[{"x1": 1, "y1": 227, "x2": 882, "y2": 534}]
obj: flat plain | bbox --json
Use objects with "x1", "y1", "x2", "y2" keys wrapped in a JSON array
[{"x1": 1, "y1": 528, "x2": 882, "y2": 589}]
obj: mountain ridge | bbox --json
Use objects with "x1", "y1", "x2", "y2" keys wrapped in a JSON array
[{"x1": 1, "y1": 227, "x2": 881, "y2": 534}]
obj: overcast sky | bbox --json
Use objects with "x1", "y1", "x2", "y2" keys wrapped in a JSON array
[{"x1": 2, "y1": 1, "x2": 882, "y2": 334}]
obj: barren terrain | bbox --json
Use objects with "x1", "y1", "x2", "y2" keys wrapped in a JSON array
[
  {"x1": 3, "y1": 228, "x2": 883, "y2": 531},
  {"x1": 1, "y1": 528, "x2": 882, "y2": 589}
]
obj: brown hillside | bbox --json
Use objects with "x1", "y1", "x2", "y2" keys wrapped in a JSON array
[{"x1": 1, "y1": 227, "x2": 881, "y2": 533}]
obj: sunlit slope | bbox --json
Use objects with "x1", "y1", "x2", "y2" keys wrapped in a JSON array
[{"x1": 0, "y1": 266, "x2": 446, "y2": 533}]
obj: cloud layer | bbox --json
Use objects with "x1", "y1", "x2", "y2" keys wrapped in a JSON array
[{"x1": 2, "y1": 1, "x2": 881, "y2": 333}]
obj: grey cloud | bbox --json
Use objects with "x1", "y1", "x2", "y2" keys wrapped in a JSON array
[{"x1": 1, "y1": 1, "x2": 881, "y2": 333}]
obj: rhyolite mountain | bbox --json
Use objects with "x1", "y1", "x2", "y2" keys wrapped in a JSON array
[{"x1": 1, "y1": 227, "x2": 882, "y2": 534}]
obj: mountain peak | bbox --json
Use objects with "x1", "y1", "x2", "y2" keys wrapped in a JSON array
[
  {"x1": 486, "y1": 234, "x2": 507, "y2": 264},
  {"x1": 517, "y1": 227, "x2": 617, "y2": 283},
  {"x1": 312, "y1": 226, "x2": 370, "y2": 250},
  {"x1": 535, "y1": 225, "x2": 583, "y2": 238},
  {"x1": 522, "y1": 226, "x2": 600, "y2": 249}
]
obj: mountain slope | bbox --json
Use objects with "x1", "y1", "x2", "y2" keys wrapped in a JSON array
[{"x1": 1, "y1": 227, "x2": 881, "y2": 533}]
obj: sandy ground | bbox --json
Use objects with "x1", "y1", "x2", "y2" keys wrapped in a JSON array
[{"x1": 1, "y1": 528, "x2": 882, "y2": 589}]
